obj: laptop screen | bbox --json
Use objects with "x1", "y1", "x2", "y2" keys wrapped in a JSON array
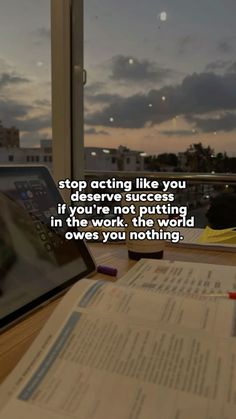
[{"x1": 0, "y1": 166, "x2": 95, "y2": 330}]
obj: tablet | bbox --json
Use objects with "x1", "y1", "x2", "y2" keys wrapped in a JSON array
[{"x1": 0, "y1": 166, "x2": 96, "y2": 332}]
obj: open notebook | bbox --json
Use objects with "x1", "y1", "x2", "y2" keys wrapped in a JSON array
[{"x1": 1, "y1": 259, "x2": 236, "y2": 418}]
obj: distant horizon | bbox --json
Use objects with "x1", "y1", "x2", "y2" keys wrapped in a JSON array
[
  {"x1": 1, "y1": 112, "x2": 236, "y2": 157},
  {"x1": 2, "y1": 126, "x2": 232, "y2": 158}
]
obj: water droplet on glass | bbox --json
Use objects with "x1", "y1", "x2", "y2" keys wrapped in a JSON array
[{"x1": 159, "y1": 11, "x2": 167, "y2": 22}]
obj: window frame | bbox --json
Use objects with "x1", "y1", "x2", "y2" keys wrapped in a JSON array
[{"x1": 51, "y1": 0, "x2": 84, "y2": 195}]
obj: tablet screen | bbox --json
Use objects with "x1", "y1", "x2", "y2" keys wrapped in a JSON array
[{"x1": 0, "y1": 167, "x2": 95, "y2": 330}]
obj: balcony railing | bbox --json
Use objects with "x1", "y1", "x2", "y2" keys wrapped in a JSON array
[
  {"x1": 85, "y1": 171, "x2": 236, "y2": 184},
  {"x1": 84, "y1": 172, "x2": 236, "y2": 228}
]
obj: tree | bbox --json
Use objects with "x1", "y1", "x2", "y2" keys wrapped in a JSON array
[
  {"x1": 144, "y1": 156, "x2": 161, "y2": 172},
  {"x1": 185, "y1": 143, "x2": 215, "y2": 172},
  {"x1": 157, "y1": 153, "x2": 179, "y2": 167}
]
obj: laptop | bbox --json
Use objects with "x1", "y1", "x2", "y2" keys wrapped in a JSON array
[{"x1": 0, "y1": 166, "x2": 96, "y2": 332}]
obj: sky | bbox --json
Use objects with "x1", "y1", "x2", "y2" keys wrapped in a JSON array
[
  {"x1": 0, "y1": 0, "x2": 236, "y2": 156},
  {"x1": 84, "y1": 0, "x2": 236, "y2": 156},
  {"x1": 0, "y1": 0, "x2": 51, "y2": 146}
]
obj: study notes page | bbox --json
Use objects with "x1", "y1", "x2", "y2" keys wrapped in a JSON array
[
  {"x1": 119, "y1": 259, "x2": 236, "y2": 299},
  {"x1": 0, "y1": 278, "x2": 236, "y2": 419}
]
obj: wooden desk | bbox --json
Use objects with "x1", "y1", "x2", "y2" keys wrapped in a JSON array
[{"x1": 0, "y1": 243, "x2": 235, "y2": 384}]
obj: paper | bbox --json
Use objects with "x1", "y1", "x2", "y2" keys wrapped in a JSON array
[
  {"x1": 166, "y1": 227, "x2": 236, "y2": 251},
  {"x1": 3, "y1": 314, "x2": 236, "y2": 419},
  {"x1": 76, "y1": 279, "x2": 236, "y2": 338},
  {"x1": 0, "y1": 267, "x2": 236, "y2": 418},
  {"x1": 119, "y1": 259, "x2": 236, "y2": 297}
]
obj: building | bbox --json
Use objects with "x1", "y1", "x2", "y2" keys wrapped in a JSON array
[
  {"x1": 0, "y1": 138, "x2": 145, "y2": 172},
  {"x1": 85, "y1": 145, "x2": 145, "y2": 172},
  {"x1": 0, "y1": 139, "x2": 53, "y2": 169},
  {"x1": 0, "y1": 120, "x2": 19, "y2": 148}
]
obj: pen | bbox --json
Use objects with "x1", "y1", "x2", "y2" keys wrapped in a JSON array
[
  {"x1": 201, "y1": 292, "x2": 236, "y2": 300},
  {"x1": 97, "y1": 265, "x2": 118, "y2": 277}
]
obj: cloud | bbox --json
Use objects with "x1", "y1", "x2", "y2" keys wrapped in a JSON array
[
  {"x1": 205, "y1": 60, "x2": 236, "y2": 74},
  {"x1": 34, "y1": 27, "x2": 50, "y2": 39},
  {"x1": 180, "y1": 72, "x2": 236, "y2": 112},
  {"x1": 85, "y1": 82, "x2": 106, "y2": 94},
  {"x1": 0, "y1": 98, "x2": 51, "y2": 133},
  {"x1": 0, "y1": 99, "x2": 31, "y2": 125},
  {"x1": 177, "y1": 35, "x2": 198, "y2": 55},
  {"x1": 0, "y1": 57, "x2": 11, "y2": 72},
  {"x1": 205, "y1": 60, "x2": 231, "y2": 72},
  {"x1": 227, "y1": 62, "x2": 236, "y2": 73},
  {"x1": 0, "y1": 72, "x2": 30, "y2": 89},
  {"x1": 109, "y1": 55, "x2": 175, "y2": 83},
  {"x1": 17, "y1": 115, "x2": 51, "y2": 132},
  {"x1": 86, "y1": 93, "x2": 153, "y2": 128},
  {"x1": 85, "y1": 127, "x2": 109, "y2": 136},
  {"x1": 189, "y1": 112, "x2": 236, "y2": 132},
  {"x1": 86, "y1": 71, "x2": 236, "y2": 130},
  {"x1": 34, "y1": 99, "x2": 51, "y2": 107},
  {"x1": 160, "y1": 130, "x2": 197, "y2": 137},
  {"x1": 85, "y1": 83, "x2": 121, "y2": 105},
  {"x1": 86, "y1": 92, "x2": 122, "y2": 104},
  {"x1": 217, "y1": 38, "x2": 234, "y2": 54}
]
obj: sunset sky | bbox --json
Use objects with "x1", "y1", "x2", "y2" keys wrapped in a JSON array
[
  {"x1": 0, "y1": 0, "x2": 236, "y2": 156},
  {"x1": 84, "y1": 0, "x2": 236, "y2": 156}
]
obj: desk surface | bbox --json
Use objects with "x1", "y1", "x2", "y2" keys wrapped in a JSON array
[{"x1": 0, "y1": 243, "x2": 235, "y2": 384}]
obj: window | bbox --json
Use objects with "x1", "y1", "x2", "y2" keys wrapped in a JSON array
[
  {"x1": 44, "y1": 148, "x2": 52, "y2": 153},
  {"x1": 84, "y1": 1, "x2": 236, "y2": 174},
  {"x1": 0, "y1": 0, "x2": 52, "y2": 170}
]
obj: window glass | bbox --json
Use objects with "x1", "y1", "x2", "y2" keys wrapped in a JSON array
[
  {"x1": 84, "y1": 0, "x2": 236, "y2": 173},
  {"x1": 0, "y1": 0, "x2": 52, "y2": 170}
]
